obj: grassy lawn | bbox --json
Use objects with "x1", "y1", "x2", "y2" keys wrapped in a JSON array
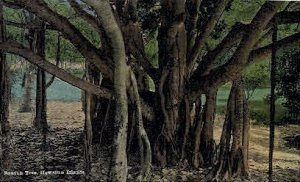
[{"x1": 216, "y1": 86, "x2": 288, "y2": 123}]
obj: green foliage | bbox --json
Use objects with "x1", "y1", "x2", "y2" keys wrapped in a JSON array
[
  {"x1": 44, "y1": 0, "x2": 100, "y2": 63},
  {"x1": 4, "y1": 7, "x2": 24, "y2": 42},
  {"x1": 250, "y1": 110, "x2": 268, "y2": 124},
  {"x1": 70, "y1": 68, "x2": 84, "y2": 77},
  {"x1": 4, "y1": 1, "x2": 99, "y2": 65},
  {"x1": 138, "y1": 0, "x2": 159, "y2": 33},
  {"x1": 242, "y1": 62, "x2": 269, "y2": 100},
  {"x1": 278, "y1": 24, "x2": 300, "y2": 40},
  {"x1": 47, "y1": 0, "x2": 100, "y2": 46},
  {"x1": 276, "y1": 49, "x2": 300, "y2": 124},
  {"x1": 207, "y1": 0, "x2": 264, "y2": 49},
  {"x1": 145, "y1": 31, "x2": 159, "y2": 68},
  {"x1": 247, "y1": 99, "x2": 286, "y2": 125},
  {"x1": 217, "y1": 86, "x2": 287, "y2": 124},
  {"x1": 45, "y1": 31, "x2": 84, "y2": 63}
]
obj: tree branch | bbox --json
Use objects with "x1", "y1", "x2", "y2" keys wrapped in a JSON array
[
  {"x1": 193, "y1": 10, "x2": 300, "y2": 79},
  {"x1": 189, "y1": 1, "x2": 283, "y2": 99},
  {"x1": 67, "y1": 0, "x2": 101, "y2": 31},
  {"x1": 253, "y1": 28, "x2": 273, "y2": 49},
  {"x1": 0, "y1": 40, "x2": 112, "y2": 99},
  {"x1": 83, "y1": 1, "x2": 129, "y2": 181},
  {"x1": 194, "y1": 22, "x2": 247, "y2": 77},
  {"x1": 187, "y1": 0, "x2": 229, "y2": 74},
  {"x1": 5, "y1": 20, "x2": 57, "y2": 30},
  {"x1": 15, "y1": 0, "x2": 113, "y2": 80},
  {"x1": 1, "y1": 40, "x2": 155, "y2": 121},
  {"x1": 186, "y1": 0, "x2": 202, "y2": 53},
  {"x1": 249, "y1": 32, "x2": 300, "y2": 64},
  {"x1": 46, "y1": 33, "x2": 61, "y2": 88},
  {"x1": 286, "y1": 2, "x2": 300, "y2": 11}
]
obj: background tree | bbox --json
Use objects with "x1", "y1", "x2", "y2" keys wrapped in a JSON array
[
  {"x1": 277, "y1": 49, "x2": 300, "y2": 124},
  {"x1": 242, "y1": 62, "x2": 269, "y2": 100}
]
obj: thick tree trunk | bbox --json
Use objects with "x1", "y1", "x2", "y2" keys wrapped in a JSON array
[
  {"x1": 155, "y1": 0, "x2": 187, "y2": 166},
  {"x1": 191, "y1": 98, "x2": 204, "y2": 168},
  {"x1": 212, "y1": 78, "x2": 250, "y2": 181},
  {"x1": 119, "y1": 1, "x2": 152, "y2": 91},
  {"x1": 201, "y1": 89, "x2": 217, "y2": 166},
  {"x1": 0, "y1": 2, "x2": 10, "y2": 180},
  {"x1": 179, "y1": 96, "x2": 192, "y2": 163},
  {"x1": 108, "y1": 44, "x2": 128, "y2": 179},
  {"x1": 230, "y1": 80, "x2": 244, "y2": 177},
  {"x1": 211, "y1": 83, "x2": 235, "y2": 181},
  {"x1": 84, "y1": 1, "x2": 129, "y2": 181}
]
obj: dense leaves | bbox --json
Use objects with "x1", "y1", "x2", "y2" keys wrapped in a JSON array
[
  {"x1": 277, "y1": 49, "x2": 300, "y2": 123},
  {"x1": 242, "y1": 62, "x2": 269, "y2": 100}
]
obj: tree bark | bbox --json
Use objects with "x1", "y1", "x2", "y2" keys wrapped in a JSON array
[
  {"x1": 128, "y1": 70, "x2": 152, "y2": 181},
  {"x1": 189, "y1": 2, "x2": 283, "y2": 99},
  {"x1": 187, "y1": 0, "x2": 229, "y2": 74},
  {"x1": 212, "y1": 77, "x2": 250, "y2": 181},
  {"x1": 83, "y1": 1, "x2": 129, "y2": 181},
  {"x1": 179, "y1": 96, "x2": 192, "y2": 163},
  {"x1": 33, "y1": 20, "x2": 48, "y2": 134},
  {"x1": 201, "y1": 89, "x2": 217, "y2": 166},
  {"x1": 155, "y1": 0, "x2": 187, "y2": 166},
  {"x1": 118, "y1": 0, "x2": 156, "y2": 81},
  {"x1": 191, "y1": 98, "x2": 204, "y2": 168}
]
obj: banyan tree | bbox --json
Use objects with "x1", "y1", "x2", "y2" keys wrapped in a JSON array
[{"x1": 0, "y1": 0, "x2": 300, "y2": 181}]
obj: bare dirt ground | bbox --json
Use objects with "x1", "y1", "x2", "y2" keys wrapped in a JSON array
[
  {"x1": 214, "y1": 115, "x2": 300, "y2": 182},
  {"x1": 9, "y1": 100, "x2": 85, "y2": 129},
  {"x1": 4, "y1": 100, "x2": 300, "y2": 181}
]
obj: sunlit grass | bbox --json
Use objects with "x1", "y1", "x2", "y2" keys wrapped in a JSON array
[{"x1": 216, "y1": 87, "x2": 288, "y2": 124}]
